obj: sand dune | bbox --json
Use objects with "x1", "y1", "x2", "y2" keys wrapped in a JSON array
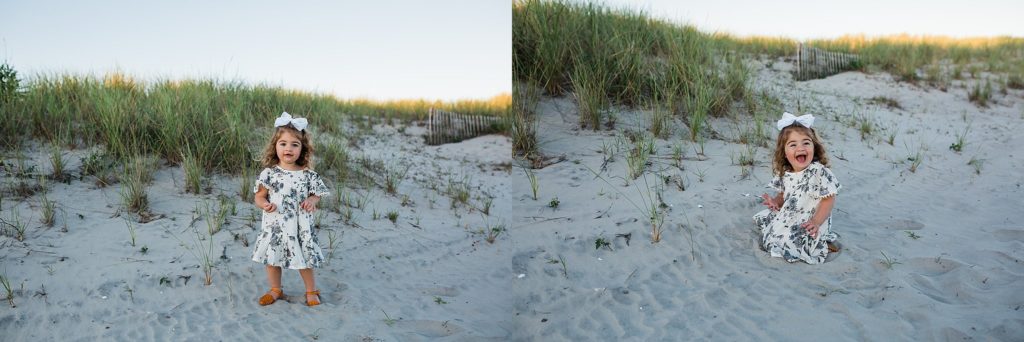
[{"x1": 508, "y1": 58, "x2": 1024, "y2": 340}]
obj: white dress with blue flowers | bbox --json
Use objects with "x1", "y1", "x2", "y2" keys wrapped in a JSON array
[
  {"x1": 753, "y1": 162, "x2": 840, "y2": 264},
  {"x1": 251, "y1": 166, "x2": 330, "y2": 269}
]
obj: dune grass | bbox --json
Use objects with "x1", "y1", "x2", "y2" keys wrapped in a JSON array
[
  {"x1": 514, "y1": 0, "x2": 743, "y2": 134},
  {"x1": 0, "y1": 64, "x2": 508, "y2": 183}
]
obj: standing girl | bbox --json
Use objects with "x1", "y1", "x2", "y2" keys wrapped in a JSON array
[
  {"x1": 754, "y1": 112, "x2": 841, "y2": 264},
  {"x1": 252, "y1": 112, "x2": 330, "y2": 306}
]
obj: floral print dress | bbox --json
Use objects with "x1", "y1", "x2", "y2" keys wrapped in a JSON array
[
  {"x1": 251, "y1": 166, "x2": 330, "y2": 269},
  {"x1": 753, "y1": 162, "x2": 841, "y2": 264}
]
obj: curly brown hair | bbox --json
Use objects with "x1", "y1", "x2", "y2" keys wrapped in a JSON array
[
  {"x1": 772, "y1": 124, "x2": 829, "y2": 178},
  {"x1": 260, "y1": 124, "x2": 315, "y2": 169}
]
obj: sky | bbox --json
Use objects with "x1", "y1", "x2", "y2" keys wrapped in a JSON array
[
  {"x1": 581, "y1": 0, "x2": 1024, "y2": 40},
  {"x1": 0, "y1": 0, "x2": 511, "y2": 101}
]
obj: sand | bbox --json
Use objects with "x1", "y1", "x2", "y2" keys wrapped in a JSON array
[
  {"x1": 1, "y1": 123, "x2": 515, "y2": 341},
  {"x1": 3, "y1": 58, "x2": 1024, "y2": 341},
  {"x1": 507, "y1": 58, "x2": 1024, "y2": 340}
]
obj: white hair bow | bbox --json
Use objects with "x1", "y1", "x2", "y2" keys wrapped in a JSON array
[
  {"x1": 776, "y1": 112, "x2": 814, "y2": 131},
  {"x1": 274, "y1": 112, "x2": 308, "y2": 131}
]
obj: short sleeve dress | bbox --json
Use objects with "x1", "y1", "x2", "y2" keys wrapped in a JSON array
[
  {"x1": 251, "y1": 166, "x2": 330, "y2": 269},
  {"x1": 753, "y1": 162, "x2": 841, "y2": 264}
]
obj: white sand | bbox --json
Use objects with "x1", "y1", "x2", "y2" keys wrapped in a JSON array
[
  {"x1": 508, "y1": 59, "x2": 1024, "y2": 340},
  {"x1": 1, "y1": 123, "x2": 515, "y2": 341},
  {"x1": 3, "y1": 59, "x2": 1024, "y2": 341}
]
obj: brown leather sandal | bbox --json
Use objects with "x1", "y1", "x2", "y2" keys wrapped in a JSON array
[
  {"x1": 305, "y1": 290, "x2": 321, "y2": 307},
  {"x1": 259, "y1": 287, "x2": 284, "y2": 306}
]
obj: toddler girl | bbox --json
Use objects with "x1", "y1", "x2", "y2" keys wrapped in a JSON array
[
  {"x1": 754, "y1": 112, "x2": 841, "y2": 264},
  {"x1": 252, "y1": 112, "x2": 330, "y2": 306}
]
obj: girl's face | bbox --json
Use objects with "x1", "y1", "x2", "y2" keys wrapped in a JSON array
[
  {"x1": 784, "y1": 130, "x2": 815, "y2": 172},
  {"x1": 275, "y1": 131, "x2": 302, "y2": 167}
]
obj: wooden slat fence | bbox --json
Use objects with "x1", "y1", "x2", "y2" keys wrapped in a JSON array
[
  {"x1": 795, "y1": 42, "x2": 860, "y2": 81},
  {"x1": 426, "y1": 108, "x2": 503, "y2": 145}
]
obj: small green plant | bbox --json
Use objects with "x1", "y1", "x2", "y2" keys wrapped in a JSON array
[
  {"x1": 880, "y1": 251, "x2": 902, "y2": 269},
  {"x1": 548, "y1": 197, "x2": 560, "y2": 209},
  {"x1": 967, "y1": 156, "x2": 985, "y2": 175},
  {"x1": 949, "y1": 122, "x2": 970, "y2": 152},
  {"x1": 3, "y1": 207, "x2": 26, "y2": 241},
  {"x1": 387, "y1": 210, "x2": 399, "y2": 224},
  {"x1": 485, "y1": 222, "x2": 505, "y2": 244},
  {"x1": 159, "y1": 276, "x2": 171, "y2": 286},
  {"x1": 968, "y1": 81, "x2": 992, "y2": 107},
  {"x1": 595, "y1": 237, "x2": 612, "y2": 251},
  {"x1": 174, "y1": 212, "x2": 216, "y2": 286},
  {"x1": 381, "y1": 308, "x2": 397, "y2": 327},
  {"x1": 40, "y1": 192, "x2": 56, "y2": 227},
  {"x1": 694, "y1": 167, "x2": 708, "y2": 182},
  {"x1": 522, "y1": 166, "x2": 539, "y2": 200},
  {"x1": 433, "y1": 296, "x2": 448, "y2": 305},
  {"x1": 125, "y1": 217, "x2": 137, "y2": 247},
  {"x1": 182, "y1": 148, "x2": 204, "y2": 194},
  {"x1": 626, "y1": 132, "x2": 654, "y2": 179},
  {"x1": 1, "y1": 271, "x2": 14, "y2": 307},
  {"x1": 239, "y1": 167, "x2": 255, "y2": 202},
  {"x1": 905, "y1": 231, "x2": 921, "y2": 240},
  {"x1": 382, "y1": 161, "x2": 411, "y2": 195},
  {"x1": 48, "y1": 142, "x2": 68, "y2": 182},
  {"x1": 140, "y1": 245, "x2": 149, "y2": 255},
  {"x1": 120, "y1": 156, "x2": 152, "y2": 214}
]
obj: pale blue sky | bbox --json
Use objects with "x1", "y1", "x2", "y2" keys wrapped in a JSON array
[
  {"x1": 582, "y1": 0, "x2": 1023, "y2": 39},
  {"x1": 1, "y1": 0, "x2": 511, "y2": 101}
]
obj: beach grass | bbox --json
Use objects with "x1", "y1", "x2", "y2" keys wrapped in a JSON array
[
  {"x1": 0, "y1": 271, "x2": 13, "y2": 308},
  {"x1": 0, "y1": 63, "x2": 508, "y2": 185}
]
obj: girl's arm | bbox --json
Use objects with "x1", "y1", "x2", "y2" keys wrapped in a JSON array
[
  {"x1": 254, "y1": 185, "x2": 276, "y2": 212},
  {"x1": 802, "y1": 196, "x2": 836, "y2": 237}
]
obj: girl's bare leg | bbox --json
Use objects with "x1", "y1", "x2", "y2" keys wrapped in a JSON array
[
  {"x1": 266, "y1": 265, "x2": 283, "y2": 298},
  {"x1": 299, "y1": 268, "x2": 318, "y2": 302}
]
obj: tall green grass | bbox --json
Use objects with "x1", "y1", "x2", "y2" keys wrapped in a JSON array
[
  {"x1": 0, "y1": 67, "x2": 509, "y2": 179},
  {"x1": 514, "y1": 0, "x2": 742, "y2": 124}
]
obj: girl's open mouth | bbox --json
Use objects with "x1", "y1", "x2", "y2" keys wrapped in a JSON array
[{"x1": 796, "y1": 154, "x2": 807, "y2": 164}]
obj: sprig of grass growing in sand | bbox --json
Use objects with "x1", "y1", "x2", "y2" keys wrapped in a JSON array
[
  {"x1": 904, "y1": 142, "x2": 925, "y2": 173},
  {"x1": 2, "y1": 207, "x2": 27, "y2": 241},
  {"x1": 968, "y1": 157, "x2": 985, "y2": 175},
  {"x1": 182, "y1": 148, "x2": 204, "y2": 194},
  {"x1": 548, "y1": 197, "x2": 560, "y2": 209},
  {"x1": 572, "y1": 63, "x2": 609, "y2": 130},
  {"x1": 485, "y1": 222, "x2": 505, "y2": 244},
  {"x1": 175, "y1": 215, "x2": 217, "y2": 286},
  {"x1": 386, "y1": 210, "x2": 399, "y2": 225},
  {"x1": 40, "y1": 190, "x2": 56, "y2": 227},
  {"x1": 48, "y1": 141, "x2": 68, "y2": 182},
  {"x1": 512, "y1": 81, "x2": 540, "y2": 159},
  {"x1": 381, "y1": 309, "x2": 397, "y2": 326},
  {"x1": 905, "y1": 231, "x2": 921, "y2": 239},
  {"x1": 382, "y1": 161, "x2": 411, "y2": 195},
  {"x1": 587, "y1": 165, "x2": 667, "y2": 243},
  {"x1": 949, "y1": 122, "x2": 970, "y2": 152},
  {"x1": 1, "y1": 271, "x2": 14, "y2": 307},
  {"x1": 200, "y1": 198, "x2": 229, "y2": 236},
  {"x1": 626, "y1": 132, "x2": 655, "y2": 179},
  {"x1": 125, "y1": 217, "x2": 137, "y2": 247},
  {"x1": 239, "y1": 167, "x2": 255, "y2": 202},
  {"x1": 120, "y1": 155, "x2": 156, "y2": 214},
  {"x1": 880, "y1": 251, "x2": 902, "y2": 269},
  {"x1": 594, "y1": 237, "x2": 612, "y2": 251},
  {"x1": 522, "y1": 166, "x2": 539, "y2": 200},
  {"x1": 968, "y1": 81, "x2": 992, "y2": 107}
]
